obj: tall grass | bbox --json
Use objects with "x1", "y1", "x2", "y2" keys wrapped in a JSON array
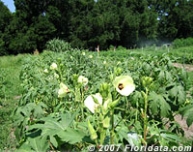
[{"x1": 0, "y1": 54, "x2": 24, "y2": 150}]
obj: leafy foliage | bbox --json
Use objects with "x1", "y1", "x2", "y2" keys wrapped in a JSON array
[
  {"x1": 0, "y1": 1, "x2": 12, "y2": 55},
  {"x1": 11, "y1": 50, "x2": 193, "y2": 151},
  {"x1": 1, "y1": 0, "x2": 193, "y2": 54},
  {"x1": 46, "y1": 38, "x2": 72, "y2": 52},
  {"x1": 173, "y1": 37, "x2": 193, "y2": 49}
]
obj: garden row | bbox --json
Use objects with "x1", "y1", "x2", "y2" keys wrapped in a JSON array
[{"x1": 9, "y1": 50, "x2": 193, "y2": 151}]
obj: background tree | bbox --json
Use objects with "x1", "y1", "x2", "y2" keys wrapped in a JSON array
[
  {"x1": 151, "y1": 0, "x2": 193, "y2": 42},
  {"x1": 1, "y1": 0, "x2": 193, "y2": 55},
  {"x1": 87, "y1": 0, "x2": 121, "y2": 49},
  {"x1": 172, "y1": 0, "x2": 193, "y2": 38},
  {"x1": 116, "y1": 0, "x2": 158, "y2": 48},
  {"x1": 5, "y1": 0, "x2": 56, "y2": 54},
  {"x1": 67, "y1": 0, "x2": 95, "y2": 48},
  {"x1": 0, "y1": 1, "x2": 12, "y2": 55}
]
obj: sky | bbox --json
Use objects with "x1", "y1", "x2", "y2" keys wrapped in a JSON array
[{"x1": 1, "y1": 0, "x2": 15, "y2": 12}]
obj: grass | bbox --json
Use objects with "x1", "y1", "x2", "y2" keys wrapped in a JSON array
[
  {"x1": 0, "y1": 46, "x2": 193, "y2": 149},
  {"x1": 0, "y1": 55, "x2": 24, "y2": 96},
  {"x1": 0, "y1": 54, "x2": 24, "y2": 150}
]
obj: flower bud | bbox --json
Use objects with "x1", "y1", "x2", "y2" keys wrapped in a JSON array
[
  {"x1": 57, "y1": 58, "x2": 61, "y2": 62},
  {"x1": 109, "y1": 74, "x2": 114, "y2": 81},
  {"x1": 58, "y1": 83, "x2": 69, "y2": 98},
  {"x1": 89, "y1": 55, "x2": 93, "y2": 58},
  {"x1": 78, "y1": 75, "x2": 88, "y2": 86},
  {"x1": 99, "y1": 83, "x2": 109, "y2": 98},
  {"x1": 44, "y1": 69, "x2": 49, "y2": 73},
  {"x1": 114, "y1": 67, "x2": 122, "y2": 75},
  {"x1": 100, "y1": 83, "x2": 109, "y2": 91},
  {"x1": 102, "y1": 116, "x2": 110, "y2": 128},
  {"x1": 109, "y1": 99, "x2": 120, "y2": 109},
  {"x1": 141, "y1": 76, "x2": 153, "y2": 89},
  {"x1": 141, "y1": 91, "x2": 147, "y2": 101},
  {"x1": 50, "y1": 62, "x2": 57, "y2": 70},
  {"x1": 88, "y1": 120, "x2": 98, "y2": 140},
  {"x1": 54, "y1": 73, "x2": 59, "y2": 79}
]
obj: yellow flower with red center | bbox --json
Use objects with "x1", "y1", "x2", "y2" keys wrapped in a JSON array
[{"x1": 113, "y1": 75, "x2": 135, "y2": 96}]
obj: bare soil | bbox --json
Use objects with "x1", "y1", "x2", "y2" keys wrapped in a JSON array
[
  {"x1": 172, "y1": 62, "x2": 193, "y2": 139},
  {"x1": 172, "y1": 63, "x2": 193, "y2": 72},
  {"x1": 174, "y1": 114, "x2": 193, "y2": 139}
]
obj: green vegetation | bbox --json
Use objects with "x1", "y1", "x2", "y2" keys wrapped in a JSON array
[
  {"x1": 0, "y1": 45, "x2": 193, "y2": 151},
  {"x1": 46, "y1": 38, "x2": 72, "y2": 53},
  {"x1": 173, "y1": 38, "x2": 193, "y2": 49},
  {"x1": 1, "y1": 0, "x2": 193, "y2": 150},
  {"x1": 0, "y1": 55, "x2": 23, "y2": 149},
  {"x1": 1, "y1": 0, "x2": 193, "y2": 54}
]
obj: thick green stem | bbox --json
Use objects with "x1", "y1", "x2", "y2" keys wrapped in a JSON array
[
  {"x1": 98, "y1": 113, "x2": 106, "y2": 144},
  {"x1": 143, "y1": 99, "x2": 148, "y2": 143},
  {"x1": 142, "y1": 89, "x2": 148, "y2": 145},
  {"x1": 99, "y1": 128, "x2": 106, "y2": 144},
  {"x1": 80, "y1": 87, "x2": 84, "y2": 120},
  {"x1": 110, "y1": 109, "x2": 115, "y2": 144}
]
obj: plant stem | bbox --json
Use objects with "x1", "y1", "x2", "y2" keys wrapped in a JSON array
[
  {"x1": 99, "y1": 128, "x2": 106, "y2": 145},
  {"x1": 80, "y1": 87, "x2": 84, "y2": 120},
  {"x1": 110, "y1": 109, "x2": 115, "y2": 144},
  {"x1": 143, "y1": 90, "x2": 148, "y2": 145}
]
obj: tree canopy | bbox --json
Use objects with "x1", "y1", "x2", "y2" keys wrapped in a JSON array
[{"x1": 0, "y1": 0, "x2": 193, "y2": 55}]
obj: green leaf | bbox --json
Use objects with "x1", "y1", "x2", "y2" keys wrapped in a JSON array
[
  {"x1": 50, "y1": 135, "x2": 58, "y2": 148},
  {"x1": 116, "y1": 125, "x2": 129, "y2": 141},
  {"x1": 127, "y1": 132, "x2": 141, "y2": 147},
  {"x1": 149, "y1": 95, "x2": 159, "y2": 115},
  {"x1": 149, "y1": 92, "x2": 171, "y2": 117},
  {"x1": 165, "y1": 71, "x2": 172, "y2": 81},
  {"x1": 60, "y1": 111, "x2": 78, "y2": 130},
  {"x1": 158, "y1": 70, "x2": 165, "y2": 81},
  {"x1": 169, "y1": 85, "x2": 186, "y2": 105},
  {"x1": 28, "y1": 119, "x2": 65, "y2": 131},
  {"x1": 186, "y1": 115, "x2": 193, "y2": 127},
  {"x1": 160, "y1": 132, "x2": 182, "y2": 144},
  {"x1": 57, "y1": 128, "x2": 87, "y2": 144},
  {"x1": 16, "y1": 142, "x2": 32, "y2": 152},
  {"x1": 28, "y1": 112, "x2": 77, "y2": 140},
  {"x1": 28, "y1": 136, "x2": 49, "y2": 152},
  {"x1": 179, "y1": 104, "x2": 193, "y2": 127}
]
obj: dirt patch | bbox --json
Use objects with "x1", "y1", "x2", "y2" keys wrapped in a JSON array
[
  {"x1": 174, "y1": 114, "x2": 193, "y2": 139},
  {"x1": 172, "y1": 63, "x2": 193, "y2": 72},
  {"x1": 172, "y1": 63, "x2": 193, "y2": 139}
]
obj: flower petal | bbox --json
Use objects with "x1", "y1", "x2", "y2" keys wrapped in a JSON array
[
  {"x1": 78, "y1": 75, "x2": 88, "y2": 86},
  {"x1": 50, "y1": 62, "x2": 57, "y2": 70},
  {"x1": 58, "y1": 83, "x2": 69, "y2": 98},
  {"x1": 84, "y1": 95, "x2": 95, "y2": 113},
  {"x1": 116, "y1": 84, "x2": 135, "y2": 96},
  {"x1": 113, "y1": 75, "x2": 135, "y2": 96},
  {"x1": 84, "y1": 93, "x2": 102, "y2": 113}
]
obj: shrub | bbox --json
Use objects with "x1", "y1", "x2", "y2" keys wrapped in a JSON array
[
  {"x1": 46, "y1": 38, "x2": 72, "y2": 52},
  {"x1": 173, "y1": 37, "x2": 193, "y2": 48}
]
